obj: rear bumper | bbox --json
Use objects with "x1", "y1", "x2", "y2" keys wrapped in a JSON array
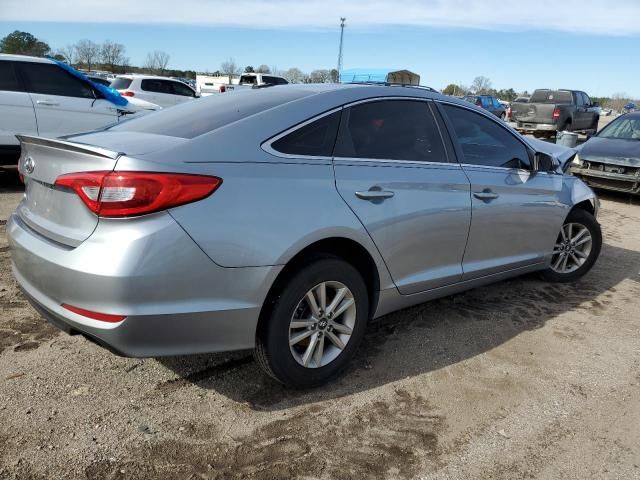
[
  {"x1": 7, "y1": 212, "x2": 282, "y2": 357},
  {"x1": 571, "y1": 167, "x2": 640, "y2": 194},
  {"x1": 516, "y1": 122, "x2": 557, "y2": 133}
]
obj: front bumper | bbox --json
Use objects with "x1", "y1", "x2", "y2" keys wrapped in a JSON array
[
  {"x1": 571, "y1": 166, "x2": 640, "y2": 194},
  {"x1": 7, "y1": 212, "x2": 282, "y2": 357}
]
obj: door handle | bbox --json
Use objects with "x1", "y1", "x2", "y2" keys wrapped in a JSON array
[
  {"x1": 355, "y1": 189, "x2": 395, "y2": 201},
  {"x1": 36, "y1": 100, "x2": 59, "y2": 106},
  {"x1": 473, "y1": 190, "x2": 500, "y2": 201}
]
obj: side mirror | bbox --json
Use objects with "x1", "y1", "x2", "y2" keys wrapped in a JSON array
[
  {"x1": 532, "y1": 152, "x2": 558, "y2": 172},
  {"x1": 592, "y1": 101, "x2": 600, "y2": 108}
]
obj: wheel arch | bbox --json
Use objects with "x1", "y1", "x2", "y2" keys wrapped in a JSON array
[{"x1": 256, "y1": 236, "x2": 382, "y2": 337}]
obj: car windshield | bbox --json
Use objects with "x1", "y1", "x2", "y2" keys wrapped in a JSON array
[
  {"x1": 598, "y1": 117, "x2": 640, "y2": 140},
  {"x1": 111, "y1": 77, "x2": 132, "y2": 89},
  {"x1": 530, "y1": 90, "x2": 572, "y2": 104}
]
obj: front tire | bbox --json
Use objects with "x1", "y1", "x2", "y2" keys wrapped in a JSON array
[
  {"x1": 255, "y1": 257, "x2": 369, "y2": 388},
  {"x1": 540, "y1": 209, "x2": 602, "y2": 283}
]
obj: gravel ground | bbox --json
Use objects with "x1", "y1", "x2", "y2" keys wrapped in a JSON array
[{"x1": 1, "y1": 147, "x2": 639, "y2": 479}]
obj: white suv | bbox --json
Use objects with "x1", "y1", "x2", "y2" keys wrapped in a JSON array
[
  {"x1": 0, "y1": 54, "x2": 145, "y2": 166},
  {"x1": 111, "y1": 75, "x2": 197, "y2": 107}
]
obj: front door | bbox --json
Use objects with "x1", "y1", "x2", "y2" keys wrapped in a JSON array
[
  {"x1": 333, "y1": 99, "x2": 471, "y2": 294},
  {"x1": 17, "y1": 61, "x2": 118, "y2": 138},
  {"x1": 439, "y1": 102, "x2": 567, "y2": 280}
]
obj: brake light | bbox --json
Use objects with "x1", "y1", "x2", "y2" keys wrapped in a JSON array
[
  {"x1": 552, "y1": 107, "x2": 561, "y2": 122},
  {"x1": 62, "y1": 304, "x2": 126, "y2": 323},
  {"x1": 55, "y1": 171, "x2": 222, "y2": 218},
  {"x1": 121, "y1": 91, "x2": 135, "y2": 97},
  {"x1": 219, "y1": 85, "x2": 226, "y2": 93}
]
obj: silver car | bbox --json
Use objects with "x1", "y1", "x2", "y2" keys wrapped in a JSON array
[{"x1": 8, "y1": 84, "x2": 602, "y2": 388}]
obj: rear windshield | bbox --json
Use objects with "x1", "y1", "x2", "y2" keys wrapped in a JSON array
[
  {"x1": 239, "y1": 75, "x2": 257, "y2": 85},
  {"x1": 109, "y1": 87, "x2": 311, "y2": 139},
  {"x1": 111, "y1": 77, "x2": 132, "y2": 89},
  {"x1": 530, "y1": 90, "x2": 573, "y2": 104}
]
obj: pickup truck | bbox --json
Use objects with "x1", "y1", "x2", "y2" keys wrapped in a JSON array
[{"x1": 511, "y1": 89, "x2": 600, "y2": 138}]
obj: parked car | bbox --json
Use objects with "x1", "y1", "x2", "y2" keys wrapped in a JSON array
[
  {"x1": 9, "y1": 85, "x2": 602, "y2": 388},
  {"x1": 511, "y1": 89, "x2": 600, "y2": 138},
  {"x1": 111, "y1": 74, "x2": 198, "y2": 107},
  {"x1": 513, "y1": 96, "x2": 530, "y2": 104},
  {"x1": 463, "y1": 95, "x2": 507, "y2": 120},
  {"x1": 237, "y1": 73, "x2": 289, "y2": 88},
  {"x1": 571, "y1": 112, "x2": 640, "y2": 195},
  {"x1": 0, "y1": 54, "x2": 150, "y2": 166}
]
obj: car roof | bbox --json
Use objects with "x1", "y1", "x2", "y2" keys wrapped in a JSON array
[
  {"x1": 0, "y1": 54, "x2": 53, "y2": 64},
  {"x1": 116, "y1": 74, "x2": 186, "y2": 80}
]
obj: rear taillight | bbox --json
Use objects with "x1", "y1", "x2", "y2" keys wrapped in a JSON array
[
  {"x1": 219, "y1": 85, "x2": 226, "y2": 93},
  {"x1": 552, "y1": 107, "x2": 561, "y2": 122},
  {"x1": 121, "y1": 91, "x2": 135, "y2": 97},
  {"x1": 62, "y1": 303, "x2": 126, "y2": 323},
  {"x1": 55, "y1": 171, "x2": 222, "y2": 218}
]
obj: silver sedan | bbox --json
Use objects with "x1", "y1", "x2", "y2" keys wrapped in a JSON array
[{"x1": 8, "y1": 84, "x2": 601, "y2": 388}]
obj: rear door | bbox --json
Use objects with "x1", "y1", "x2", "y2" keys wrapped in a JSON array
[
  {"x1": 333, "y1": 99, "x2": 471, "y2": 294},
  {"x1": 438, "y1": 102, "x2": 566, "y2": 279},
  {"x1": 141, "y1": 79, "x2": 185, "y2": 107},
  {"x1": 17, "y1": 62, "x2": 118, "y2": 138},
  {"x1": 0, "y1": 60, "x2": 37, "y2": 146}
]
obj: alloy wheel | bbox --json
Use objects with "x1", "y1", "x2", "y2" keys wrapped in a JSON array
[
  {"x1": 288, "y1": 281, "x2": 357, "y2": 368},
  {"x1": 550, "y1": 222, "x2": 593, "y2": 274}
]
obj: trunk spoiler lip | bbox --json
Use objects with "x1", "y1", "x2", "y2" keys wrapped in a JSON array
[{"x1": 16, "y1": 134, "x2": 122, "y2": 160}]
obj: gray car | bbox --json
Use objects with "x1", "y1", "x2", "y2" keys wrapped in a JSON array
[{"x1": 8, "y1": 84, "x2": 602, "y2": 388}]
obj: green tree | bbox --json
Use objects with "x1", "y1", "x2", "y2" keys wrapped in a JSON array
[
  {"x1": 442, "y1": 84, "x2": 459, "y2": 95},
  {"x1": 0, "y1": 30, "x2": 50, "y2": 56},
  {"x1": 244, "y1": 65, "x2": 255, "y2": 73}
]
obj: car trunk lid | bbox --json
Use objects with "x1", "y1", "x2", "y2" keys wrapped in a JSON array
[
  {"x1": 16, "y1": 135, "x2": 120, "y2": 247},
  {"x1": 511, "y1": 102, "x2": 558, "y2": 124}
]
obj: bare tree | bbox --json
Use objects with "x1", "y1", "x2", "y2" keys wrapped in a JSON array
[
  {"x1": 256, "y1": 64, "x2": 271, "y2": 74},
  {"x1": 100, "y1": 40, "x2": 126, "y2": 73},
  {"x1": 471, "y1": 76, "x2": 492, "y2": 94},
  {"x1": 74, "y1": 39, "x2": 100, "y2": 71},
  {"x1": 220, "y1": 57, "x2": 241, "y2": 83},
  {"x1": 154, "y1": 51, "x2": 170, "y2": 75},
  {"x1": 309, "y1": 69, "x2": 332, "y2": 83},
  {"x1": 284, "y1": 67, "x2": 306, "y2": 84},
  {"x1": 144, "y1": 50, "x2": 170, "y2": 75},
  {"x1": 57, "y1": 44, "x2": 76, "y2": 65}
]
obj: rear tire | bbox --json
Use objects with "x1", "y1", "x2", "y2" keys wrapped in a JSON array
[
  {"x1": 255, "y1": 257, "x2": 369, "y2": 388},
  {"x1": 562, "y1": 121, "x2": 573, "y2": 132},
  {"x1": 540, "y1": 209, "x2": 601, "y2": 283}
]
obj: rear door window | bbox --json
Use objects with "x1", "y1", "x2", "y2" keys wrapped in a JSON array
[
  {"x1": 0, "y1": 61, "x2": 21, "y2": 91},
  {"x1": 18, "y1": 62, "x2": 94, "y2": 98},
  {"x1": 442, "y1": 103, "x2": 530, "y2": 169},
  {"x1": 141, "y1": 79, "x2": 173, "y2": 94},
  {"x1": 270, "y1": 111, "x2": 341, "y2": 157},
  {"x1": 111, "y1": 77, "x2": 132, "y2": 89},
  {"x1": 334, "y1": 100, "x2": 446, "y2": 162}
]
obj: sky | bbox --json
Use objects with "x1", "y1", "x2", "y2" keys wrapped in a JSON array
[{"x1": 1, "y1": 0, "x2": 639, "y2": 97}]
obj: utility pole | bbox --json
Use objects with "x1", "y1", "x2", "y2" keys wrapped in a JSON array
[{"x1": 337, "y1": 17, "x2": 346, "y2": 79}]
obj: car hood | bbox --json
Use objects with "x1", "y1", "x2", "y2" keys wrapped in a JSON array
[
  {"x1": 525, "y1": 137, "x2": 577, "y2": 171},
  {"x1": 576, "y1": 136, "x2": 640, "y2": 167}
]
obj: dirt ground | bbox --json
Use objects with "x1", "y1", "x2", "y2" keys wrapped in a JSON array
[{"x1": 1, "y1": 164, "x2": 640, "y2": 479}]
